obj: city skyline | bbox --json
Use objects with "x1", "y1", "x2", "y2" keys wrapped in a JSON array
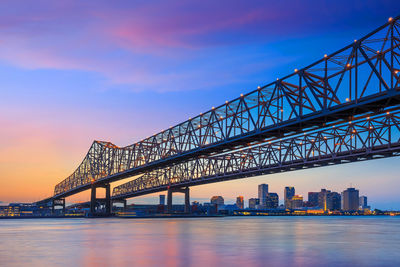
[
  {"x1": 1, "y1": 1, "x2": 400, "y2": 209},
  {"x1": 122, "y1": 183, "x2": 371, "y2": 210}
]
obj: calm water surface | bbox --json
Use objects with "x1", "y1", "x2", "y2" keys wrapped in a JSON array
[{"x1": 0, "y1": 216, "x2": 399, "y2": 267}]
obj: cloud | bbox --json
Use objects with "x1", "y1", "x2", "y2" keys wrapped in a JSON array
[{"x1": 0, "y1": 0, "x2": 397, "y2": 93}]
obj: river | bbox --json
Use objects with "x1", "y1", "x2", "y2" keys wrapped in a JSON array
[{"x1": 0, "y1": 216, "x2": 399, "y2": 266}]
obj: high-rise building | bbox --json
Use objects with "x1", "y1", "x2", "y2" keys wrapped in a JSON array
[
  {"x1": 265, "y1": 193, "x2": 279, "y2": 209},
  {"x1": 329, "y1": 192, "x2": 341, "y2": 211},
  {"x1": 359, "y1": 196, "x2": 368, "y2": 209},
  {"x1": 284, "y1": 187, "x2": 295, "y2": 208},
  {"x1": 210, "y1": 196, "x2": 224, "y2": 206},
  {"x1": 318, "y1": 189, "x2": 341, "y2": 211},
  {"x1": 342, "y1": 187, "x2": 359, "y2": 211},
  {"x1": 236, "y1": 196, "x2": 244, "y2": 209},
  {"x1": 258, "y1": 184, "x2": 269, "y2": 207},
  {"x1": 288, "y1": 195, "x2": 303, "y2": 209},
  {"x1": 159, "y1": 195, "x2": 165, "y2": 205},
  {"x1": 318, "y1": 189, "x2": 330, "y2": 210},
  {"x1": 308, "y1": 192, "x2": 319, "y2": 207},
  {"x1": 248, "y1": 198, "x2": 260, "y2": 209}
]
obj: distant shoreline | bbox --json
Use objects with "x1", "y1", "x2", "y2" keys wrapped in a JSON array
[{"x1": 1, "y1": 213, "x2": 399, "y2": 219}]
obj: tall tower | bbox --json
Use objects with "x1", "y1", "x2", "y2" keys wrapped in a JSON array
[
  {"x1": 258, "y1": 184, "x2": 268, "y2": 207},
  {"x1": 342, "y1": 187, "x2": 359, "y2": 211},
  {"x1": 284, "y1": 187, "x2": 295, "y2": 208},
  {"x1": 236, "y1": 196, "x2": 244, "y2": 209}
]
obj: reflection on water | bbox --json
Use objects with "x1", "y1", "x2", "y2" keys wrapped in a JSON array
[{"x1": 0, "y1": 217, "x2": 399, "y2": 267}]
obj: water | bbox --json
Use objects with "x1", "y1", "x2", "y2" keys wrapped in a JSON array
[{"x1": 0, "y1": 216, "x2": 399, "y2": 267}]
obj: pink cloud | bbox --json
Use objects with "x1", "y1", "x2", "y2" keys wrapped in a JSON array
[{"x1": 0, "y1": 0, "x2": 396, "y2": 92}]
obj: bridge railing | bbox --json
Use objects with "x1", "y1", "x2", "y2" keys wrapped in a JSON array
[{"x1": 55, "y1": 16, "x2": 400, "y2": 196}]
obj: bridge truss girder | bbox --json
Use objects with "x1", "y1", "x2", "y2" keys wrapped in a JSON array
[
  {"x1": 54, "y1": 16, "x2": 400, "y2": 198},
  {"x1": 112, "y1": 109, "x2": 400, "y2": 199}
]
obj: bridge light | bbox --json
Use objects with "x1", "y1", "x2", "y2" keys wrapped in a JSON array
[
  {"x1": 212, "y1": 107, "x2": 215, "y2": 110},
  {"x1": 324, "y1": 54, "x2": 328, "y2": 58},
  {"x1": 299, "y1": 142, "x2": 303, "y2": 145},
  {"x1": 324, "y1": 136, "x2": 327, "y2": 140},
  {"x1": 377, "y1": 50, "x2": 380, "y2": 54},
  {"x1": 294, "y1": 69, "x2": 298, "y2": 72},
  {"x1": 387, "y1": 111, "x2": 390, "y2": 115},
  {"x1": 200, "y1": 112, "x2": 203, "y2": 115},
  {"x1": 189, "y1": 117, "x2": 192, "y2": 120},
  {"x1": 346, "y1": 63, "x2": 351, "y2": 68},
  {"x1": 349, "y1": 121, "x2": 352, "y2": 124},
  {"x1": 220, "y1": 116, "x2": 223, "y2": 120},
  {"x1": 258, "y1": 86, "x2": 261, "y2": 89},
  {"x1": 369, "y1": 126, "x2": 373, "y2": 129},
  {"x1": 354, "y1": 39, "x2": 357, "y2": 43},
  {"x1": 389, "y1": 17, "x2": 393, "y2": 22},
  {"x1": 281, "y1": 109, "x2": 284, "y2": 112},
  {"x1": 346, "y1": 98, "x2": 350, "y2": 102},
  {"x1": 240, "y1": 94, "x2": 244, "y2": 97},
  {"x1": 198, "y1": 125, "x2": 201, "y2": 128},
  {"x1": 367, "y1": 117, "x2": 370, "y2": 120}
]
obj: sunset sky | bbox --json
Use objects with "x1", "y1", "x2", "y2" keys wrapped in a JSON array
[{"x1": 1, "y1": 1, "x2": 400, "y2": 209}]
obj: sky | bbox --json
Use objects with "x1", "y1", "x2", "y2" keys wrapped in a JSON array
[{"x1": 0, "y1": 0, "x2": 400, "y2": 209}]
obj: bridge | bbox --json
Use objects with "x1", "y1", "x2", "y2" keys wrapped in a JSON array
[{"x1": 37, "y1": 16, "x2": 400, "y2": 215}]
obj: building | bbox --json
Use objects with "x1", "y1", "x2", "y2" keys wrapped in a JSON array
[
  {"x1": 342, "y1": 187, "x2": 359, "y2": 211},
  {"x1": 329, "y1": 192, "x2": 341, "y2": 211},
  {"x1": 258, "y1": 184, "x2": 268, "y2": 207},
  {"x1": 359, "y1": 196, "x2": 369, "y2": 210},
  {"x1": 318, "y1": 189, "x2": 341, "y2": 211},
  {"x1": 288, "y1": 195, "x2": 303, "y2": 209},
  {"x1": 248, "y1": 198, "x2": 259, "y2": 209},
  {"x1": 159, "y1": 195, "x2": 165, "y2": 205},
  {"x1": 284, "y1": 187, "x2": 295, "y2": 208},
  {"x1": 308, "y1": 192, "x2": 319, "y2": 207},
  {"x1": 210, "y1": 196, "x2": 225, "y2": 206},
  {"x1": 236, "y1": 196, "x2": 244, "y2": 209},
  {"x1": 265, "y1": 193, "x2": 279, "y2": 209},
  {"x1": 318, "y1": 189, "x2": 330, "y2": 210}
]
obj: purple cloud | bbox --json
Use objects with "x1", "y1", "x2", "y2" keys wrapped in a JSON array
[{"x1": 0, "y1": 0, "x2": 398, "y2": 92}]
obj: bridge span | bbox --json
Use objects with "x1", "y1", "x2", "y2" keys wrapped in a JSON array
[{"x1": 37, "y1": 16, "x2": 400, "y2": 215}]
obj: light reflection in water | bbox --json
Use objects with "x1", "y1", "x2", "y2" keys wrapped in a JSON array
[{"x1": 0, "y1": 217, "x2": 399, "y2": 267}]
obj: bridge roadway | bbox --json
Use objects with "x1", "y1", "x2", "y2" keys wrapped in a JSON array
[
  {"x1": 37, "y1": 16, "x2": 400, "y2": 213},
  {"x1": 111, "y1": 108, "x2": 400, "y2": 200}
]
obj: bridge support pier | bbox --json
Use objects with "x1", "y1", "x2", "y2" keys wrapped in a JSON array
[
  {"x1": 52, "y1": 198, "x2": 65, "y2": 214},
  {"x1": 167, "y1": 187, "x2": 190, "y2": 214},
  {"x1": 90, "y1": 183, "x2": 111, "y2": 216}
]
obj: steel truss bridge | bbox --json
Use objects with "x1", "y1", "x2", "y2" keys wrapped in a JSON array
[{"x1": 38, "y1": 16, "x2": 400, "y2": 214}]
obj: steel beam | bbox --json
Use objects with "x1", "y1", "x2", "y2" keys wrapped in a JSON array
[
  {"x1": 41, "y1": 16, "x2": 400, "y2": 201},
  {"x1": 112, "y1": 109, "x2": 400, "y2": 199}
]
